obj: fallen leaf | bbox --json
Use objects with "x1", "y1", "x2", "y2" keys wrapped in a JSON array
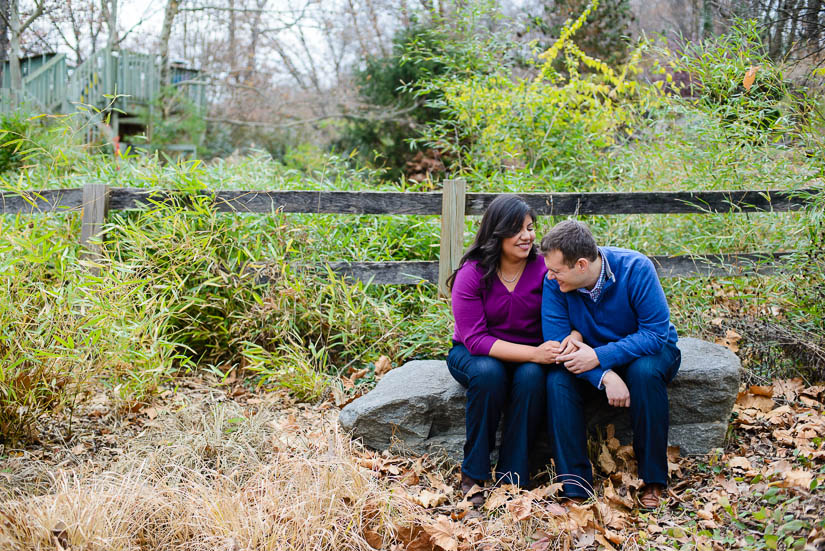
[
  {"x1": 743, "y1": 66, "x2": 759, "y2": 91},
  {"x1": 780, "y1": 469, "x2": 813, "y2": 489},
  {"x1": 400, "y1": 468, "x2": 420, "y2": 486},
  {"x1": 750, "y1": 385, "x2": 773, "y2": 397},
  {"x1": 567, "y1": 503, "x2": 594, "y2": 529},
  {"x1": 603, "y1": 480, "x2": 633, "y2": 510},
  {"x1": 736, "y1": 392, "x2": 775, "y2": 413},
  {"x1": 716, "y1": 329, "x2": 742, "y2": 353},
  {"x1": 52, "y1": 520, "x2": 68, "y2": 549},
  {"x1": 574, "y1": 529, "x2": 595, "y2": 547},
  {"x1": 364, "y1": 529, "x2": 383, "y2": 549},
  {"x1": 616, "y1": 445, "x2": 635, "y2": 463},
  {"x1": 506, "y1": 496, "x2": 532, "y2": 521},
  {"x1": 530, "y1": 536, "x2": 550, "y2": 551},
  {"x1": 697, "y1": 509, "x2": 714, "y2": 521},
  {"x1": 598, "y1": 443, "x2": 617, "y2": 474},
  {"x1": 413, "y1": 489, "x2": 448, "y2": 508},
  {"x1": 484, "y1": 487, "x2": 510, "y2": 510},
  {"x1": 349, "y1": 368, "x2": 369, "y2": 384},
  {"x1": 375, "y1": 355, "x2": 393, "y2": 377},
  {"x1": 728, "y1": 456, "x2": 753, "y2": 470},
  {"x1": 598, "y1": 501, "x2": 630, "y2": 530},
  {"x1": 545, "y1": 502, "x2": 567, "y2": 516},
  {"x1": 604, "y1": 529, "x2": 625, "y2": 546},
  {"x1": 404, "y1": 528, "x2": 434, "y2": 551},
  {"x1": 594, "y1": 533, "x2": 618, "y2": 551},
  {"x1": 531, "y1": 482, "x2": 563, "y2": 500},
  {"x1": 423, "y1": 516, "x2": 461, "y2": 551},
  {"x1": 774, "y1": 378, "x2": 804, "y2": 402},
  {"x1": 769, "y1": 459, "x2": 794, "y2": 474}
]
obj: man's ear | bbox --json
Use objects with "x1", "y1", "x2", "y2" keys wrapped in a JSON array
[{"x1": 575, "y1": 258, "x2": 588, "y2": 271}]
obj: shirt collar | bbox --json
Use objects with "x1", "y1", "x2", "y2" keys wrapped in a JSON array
[{"x1": 577, "y1": 248, "x2": 613, "y2": 302}]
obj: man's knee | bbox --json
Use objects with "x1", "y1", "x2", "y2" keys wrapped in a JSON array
[
  {"x1": 625, "y1": 354, "x2": 669, "y2": 386},
  {"x1": 546, "y1": 367, "x2": 578, "y2": 399}
]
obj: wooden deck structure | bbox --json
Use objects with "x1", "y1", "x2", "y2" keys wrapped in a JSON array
[{"x1": 0, "y1": 48, "x2": 206, "y2": 140}]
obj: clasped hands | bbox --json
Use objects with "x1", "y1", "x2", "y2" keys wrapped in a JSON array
[{"x1": 538, "y1": 336, "x2": 631, "y2": 408}]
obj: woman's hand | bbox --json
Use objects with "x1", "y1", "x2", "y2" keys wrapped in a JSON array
[{"x1": 533, "y1": 340, "x2": 560, "y2": 364}]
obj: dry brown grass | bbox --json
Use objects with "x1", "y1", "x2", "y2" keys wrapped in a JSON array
[
  {"x1": 2, "y1": 383, "x2": 823, "y2": 551},
  {"x1": 0, "y1": 400, "x2": 432, "y2": 550}
]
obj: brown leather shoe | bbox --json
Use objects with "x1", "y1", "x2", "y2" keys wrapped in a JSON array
[
  {"x1": 460, "y1": 472, "x2": 485, "y2": 508},
  {"x1": 638, "y1": 483, "x2": 664, "y2": 510}
]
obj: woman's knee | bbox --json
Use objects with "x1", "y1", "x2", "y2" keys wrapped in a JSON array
[
  {"x1": 467, "y1": 356, "x2": 507, "y2": 392},
  {"x1": 511, "y1": 362, "x2": 546, "y2": 398}
]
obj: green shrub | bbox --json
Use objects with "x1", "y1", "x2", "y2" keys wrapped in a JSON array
[
  {"x1": 336, "y1": 21, "x2": 454, "y2": 181},
  {"x1": 0, "y1": 113, "x2": 38, "y2": 172},
  {"x1": 663, "y1": 20, "x2": 807, "y2": 142},
  {"x1": 413, "y1": 0, "x2": 649, "y2": 189}
]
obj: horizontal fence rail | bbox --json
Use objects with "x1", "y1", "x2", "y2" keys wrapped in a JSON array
[
  {"x1": 1, "y1": 183, "x2": 820, "y2": 290},
  {"x1": 1, "y1": 187, "x2": 819, "y2": 216}
]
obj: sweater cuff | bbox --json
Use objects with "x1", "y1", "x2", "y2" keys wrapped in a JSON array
[
  {"x1": 595, "y1": 344, "x2": 621, "y2": 371},
  {"x1": 576, "y1": 365, "x2": 607, "y2": 388}
]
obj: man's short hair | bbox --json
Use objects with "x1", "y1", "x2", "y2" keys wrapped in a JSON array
[{"x1": 539, "y1": 220, "x2": 599, "y2": 267}]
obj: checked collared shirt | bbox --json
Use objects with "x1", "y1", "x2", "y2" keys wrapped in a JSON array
[{"x1": 577, "y1": 251, "x2": 612, "y2": 302}]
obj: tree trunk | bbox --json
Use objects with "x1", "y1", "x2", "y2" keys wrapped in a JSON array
[
  {"x1": 701, "y1": 0, "x2": 714, "y2": 39},
  {"x1": 0, "y1": 0, "x2": 9, "y2": 87},
  {"x1": 159, "y1": 0, "x2": 180, "y2": 88},
  {"x1": 805, "y1": 0, "x2": 822, "y2": 49},
  {"x1": 228, "y1": 0, "x2": 236, "y2": 83},
  {"x1": 787, "y1": 0, "x2": 802, "y2": 55},
  {"x1": 245, "y1": 0, "x2": 266, "y2": 83},
  {"x1": 105, "y1": 0, "x2": 118, "y2": 51},
  {"x1": 9, "y1": 0, "x2": 22, "y2": 100}
]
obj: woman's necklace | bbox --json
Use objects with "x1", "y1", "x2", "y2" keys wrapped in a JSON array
[{"x1": 499, "y1": 261, "x2": 526, "y2": 283}]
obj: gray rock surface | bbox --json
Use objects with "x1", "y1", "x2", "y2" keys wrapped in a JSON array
[{"x1": 339, "y1": 337, "x2": 741, "y2": 460}]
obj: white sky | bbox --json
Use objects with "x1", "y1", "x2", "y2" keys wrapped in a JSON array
[{"x1": 120, "y1": 0, "x2": 165, "y2": 38}]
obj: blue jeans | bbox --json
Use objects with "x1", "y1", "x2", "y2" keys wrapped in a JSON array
[
  {"x1": 545, "y1": 342, "x2": 681, "y2": 498},
  {"x1": 447, "y1": 343, "x2": 546, "y2": 487}
]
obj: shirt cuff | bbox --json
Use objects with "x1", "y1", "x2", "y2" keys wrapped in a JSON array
[{"x1": 598, "y1": 369, "x2": 612, "y2": 390}]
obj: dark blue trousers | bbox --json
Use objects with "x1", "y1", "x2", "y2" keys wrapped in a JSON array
[
  {"x1": 545, "y1": 342, "x2": 681, "y2": 498},
  {"x1": 447, "y1": 343, "x2": 546, "y2": 487}
]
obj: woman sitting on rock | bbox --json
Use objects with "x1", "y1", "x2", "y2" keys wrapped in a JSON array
[{"x1": 446, "y1": 194, "x2": 579, "y2": 504}]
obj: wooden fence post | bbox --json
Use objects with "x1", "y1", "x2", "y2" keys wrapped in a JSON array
[
  {"x1": 438, "y1": 178, "x2": 466, "y2": 297},
  {"x1": 80, "y1": 183, "x2": 110, "y2": 264}
]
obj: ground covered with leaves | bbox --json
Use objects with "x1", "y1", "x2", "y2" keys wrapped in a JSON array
[{"x1": 0, "y1": 374, "x2": 823, "y2": 551}]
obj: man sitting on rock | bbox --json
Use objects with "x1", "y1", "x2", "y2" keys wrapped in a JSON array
[{"x1": 539, "y1": 220, "x2": 681, "y2": 509}]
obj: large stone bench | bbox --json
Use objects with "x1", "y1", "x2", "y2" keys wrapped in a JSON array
[{"x1": 339, "y1": 338, "x2": 740, "y2": 458}]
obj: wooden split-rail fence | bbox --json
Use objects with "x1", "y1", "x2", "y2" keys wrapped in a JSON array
[{"x1": 0, "y1": 180, "x2": 819, "y2": 295}]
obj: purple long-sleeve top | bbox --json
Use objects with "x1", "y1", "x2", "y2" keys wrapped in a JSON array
[{"x1": 451, "y1": 255, "x2": 548, "y2": 356}]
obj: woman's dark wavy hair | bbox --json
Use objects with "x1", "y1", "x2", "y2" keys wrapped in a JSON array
[{"x1": 446, "y1": 194, "x2": 537, "y2": 290}]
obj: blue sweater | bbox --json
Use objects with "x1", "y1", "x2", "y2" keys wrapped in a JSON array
[{"x1": 541, "y1": 247, "x2": 678, "y2": 388}]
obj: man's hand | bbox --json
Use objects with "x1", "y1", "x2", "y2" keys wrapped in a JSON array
[
  {"x1": 558, "y1": 330, "x2": 583, "y2": 356},
  {"x1": 602, "y1": 370, "x2": 630, "y2": 407},
  {"x1": 556, "y1": 338, "x2": 599, "y2": 374},
  {"x1": 533, "y1": 340, "x2": 560, "y2": 364}
]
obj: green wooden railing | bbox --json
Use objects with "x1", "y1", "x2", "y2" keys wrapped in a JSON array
[
  {"x1": 19, "y1": 54, "x2": 67, "y2": 112},
  {"x1": 1, "y1": 48, "x2": 206, "y2": 115}
]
